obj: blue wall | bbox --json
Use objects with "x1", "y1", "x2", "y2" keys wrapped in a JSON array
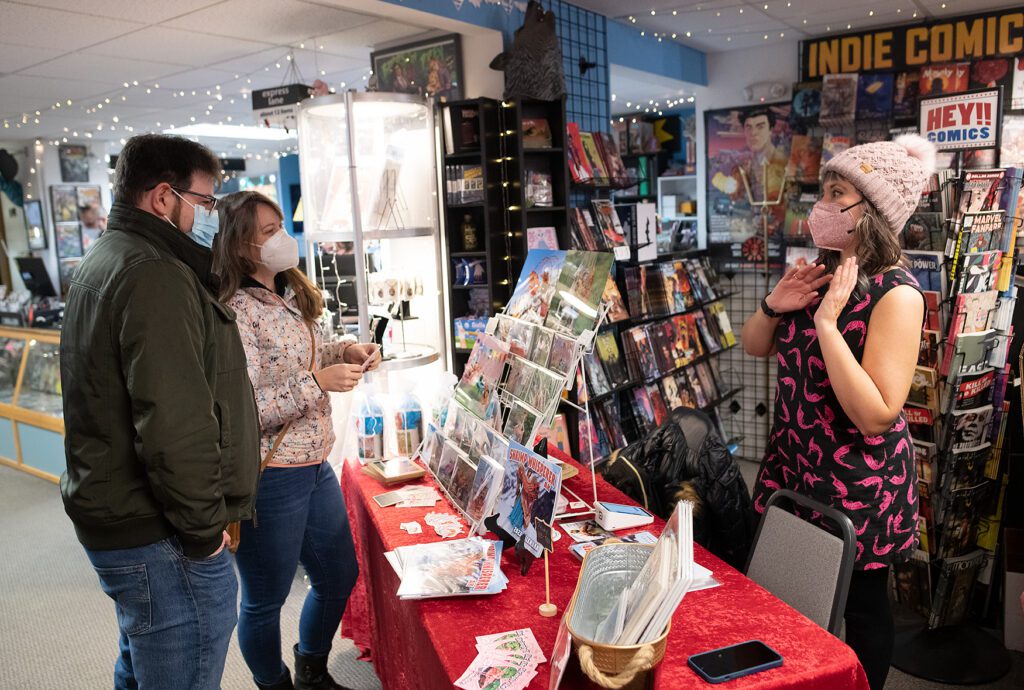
[{"x1": 277, "y1": 154, "x2": 300, "y2": 236}]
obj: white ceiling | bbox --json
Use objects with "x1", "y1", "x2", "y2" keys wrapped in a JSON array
[
  {"x1": 573, "y1": 0, "x2": 1024, "y2": 54},
  {"x1": 609, "y1": 64, "x2": 696, "y2": 118},
  {"x1": 0, "y1": 0, "x2": 436, "y2": 157}
]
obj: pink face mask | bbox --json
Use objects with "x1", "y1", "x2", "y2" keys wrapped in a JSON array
[{"x1": 808, "y1": 199, "x2": 864, "y2": 251}]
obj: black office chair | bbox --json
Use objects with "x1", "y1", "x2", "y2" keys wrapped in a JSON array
[{"x1": 744, "y1": 489, "x2": 857, "y2": 636}]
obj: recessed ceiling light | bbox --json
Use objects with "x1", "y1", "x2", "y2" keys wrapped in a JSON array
[{"x1": 686, "y1": 31, "x2": 691, "y2": 37}]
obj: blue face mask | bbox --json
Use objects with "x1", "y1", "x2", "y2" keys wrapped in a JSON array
[{"x1": 169, "y1": 189, "x2": 220, "y2": 249}]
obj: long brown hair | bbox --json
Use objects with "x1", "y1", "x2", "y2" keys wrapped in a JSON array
[
  {"x1": 212, "y1": 191, "x2": 324, "y2": 323},
  {"x1": 817, "y1": 170, "x2": 905, "y2": 298}
]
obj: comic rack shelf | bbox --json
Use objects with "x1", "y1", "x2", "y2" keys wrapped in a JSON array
[
  {"x1": 442, "y1": 98, "x2": 571, "y2": 378},
  {"x1": 891, "y1": 165, "x2": 1021, "y2": 684}
]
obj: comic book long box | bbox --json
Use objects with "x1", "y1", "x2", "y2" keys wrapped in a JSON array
[{"x1": 414, "y1": 250, "x2": 614, "y2": 549}]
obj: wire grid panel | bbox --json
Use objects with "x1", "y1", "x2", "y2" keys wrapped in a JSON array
[
  {"x1": 550, "y1": 0, "x2": 609, "y2": 133},
  {"x1": 714, "y1": 266, "x2": 781, "y2": 461}
]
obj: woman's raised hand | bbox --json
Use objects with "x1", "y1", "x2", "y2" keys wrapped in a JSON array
[{"x1": 766, "y1": 262, "x2": 833, "y2": 314}]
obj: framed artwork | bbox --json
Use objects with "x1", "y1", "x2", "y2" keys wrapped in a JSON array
[
  {"x1": 76, "y1": 185, "x2": 101, "y2": 210},
  {"x1": 704, "y1": 102, "x2": 793, "y2": 266},
  {"x1": 55, "y1": 222, "x2": 83, "y2": 259},
  {"x1": 58, "y1": 144, "x2": 89, "y2": 182},
  {"x1": 50, "y1": 185, "x2": 78, "y2": 223},
  {"x1": 24, "y1": 199, "x2": 46, "y2": 250},
  {"x1": 371, "y1": 34, "x2": 462, "y2": 102}
]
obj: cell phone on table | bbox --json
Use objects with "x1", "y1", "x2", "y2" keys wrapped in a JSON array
[{"x1": 688, "y1": 640, "x2": 783, "y2": 684}]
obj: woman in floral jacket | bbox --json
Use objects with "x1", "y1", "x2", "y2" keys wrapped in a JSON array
[{"x1": 214, "y1": 191, "x2": 379, "y2": 690}]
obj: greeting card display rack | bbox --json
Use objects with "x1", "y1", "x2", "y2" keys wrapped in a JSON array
[
  {"x1": 891, "y1": 164, "x2": 1021, "y2": 685},
  {"x1": 419, "y1": 304, "x2": 612, "y2": 540}
]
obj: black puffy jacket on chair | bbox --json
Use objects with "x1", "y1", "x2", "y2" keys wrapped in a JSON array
[{"x1": 600, "y1": 408, "x2": 756, "y2": 569}]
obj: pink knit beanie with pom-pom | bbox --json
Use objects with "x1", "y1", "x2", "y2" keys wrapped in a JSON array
[{"x1": 822, "y1": 134, "x2": 937, "y2": 234}]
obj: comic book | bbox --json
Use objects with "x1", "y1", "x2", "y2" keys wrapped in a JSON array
[
  {"x1": 928, "y1": 549, "x2": 985, "y2": 629},
  {"x1": 907, "y1": 366, "x2": 940, "y2": 414},
  {"x1": 595, "y1": 331, "x2": 629, "y2": 387},
  {"x1": 919, "y1": 330, "x2": 942, "y2": 369},
  {"x1": 495, "y1": 442, "x2": 562, "y2": 558},
  {"x1": 893, "y1": 549, "x2": 932, "y2": 617},
  {"x1": 602, "y1": 275, "x2": 630, "y2": 323},
  {"x1": 901, "y1": 212, "x2": 945, "y2": 252},
  {"x1": 955, "y1": 250, "x2": 1002, "y2": 296},
  {"x1": 706, "y1": 302, "x2": 737, "y2": 348},
  {"x1": 949, "y1": 405, "x2": 994, "y2": 452},
  {"x1": 856, "y1": 73, "x2": 894, "y2": 120},
  {"x1": 947, "y1": 211, "x2": 1004, "y2": 283},
  {"x1": 904, "y1": 250, "x2": 947, "y2": 294},
  {"x1": 951, "y1": 368, "x2": 996, "y2": 412},
  {"x1": 941, "y1": 291, "x2": 997, "y2": 376},
  {"x1": 393, "y1": 537, "x2": 507, "y2": 599}
]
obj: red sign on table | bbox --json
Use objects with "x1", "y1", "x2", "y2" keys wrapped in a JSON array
[{"x1": 918, "y1": 88, "x2": 1002, "y2": 152}]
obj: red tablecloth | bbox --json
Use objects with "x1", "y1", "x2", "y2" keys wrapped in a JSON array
[{"x1": 340, "y1": 451, "x2": 870, "y2": 690}]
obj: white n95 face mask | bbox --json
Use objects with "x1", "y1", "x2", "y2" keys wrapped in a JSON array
[{"x1": 252, "y1": 229, "x2": 299, "y2": 273}]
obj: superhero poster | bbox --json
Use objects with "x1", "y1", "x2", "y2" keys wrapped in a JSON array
[
  {"x1": 705, "y1": 102, "x2": 793, "y2": 267},
  {"x1": 494, "y1": 442, "x2": 561, "y2": 557}
]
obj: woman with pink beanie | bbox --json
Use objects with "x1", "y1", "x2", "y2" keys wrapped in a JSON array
[{"x1": 742, "y1": 135, "x2": 936, "y2": 690}]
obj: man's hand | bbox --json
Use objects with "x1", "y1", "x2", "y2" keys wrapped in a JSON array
[{"x1": 206, "y1": 530, "x2": 231, "y2": 558}]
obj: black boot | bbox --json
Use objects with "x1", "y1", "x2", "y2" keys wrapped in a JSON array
[
  {"x1": 293, "y1": 645, "x2": 351, "y2": 690},
  {"x1": 255, "y1": 669, "x2": 294, "y2": 690}
]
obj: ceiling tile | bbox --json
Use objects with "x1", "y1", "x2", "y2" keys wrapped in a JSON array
[
  {"x1": 15, "y1": 0, "x2": 224, "y2": 24},
  {"x1": 84, "y1": 26, "x2": 274, "y2": 67},
  {"x1": 0, "y1": 1, "x2": 144, "y2": 51},
  {"x1": 317, "y1": 21, "x2": 434, "y2": 58},
  {"x1": 0, "y1": 41, "x2": 67, "y2": 73},
  {"x1": 20, "y1": 53, "x2": 189, "y2": 84},
  {"x1": 164, "y1": 0, "x2": 378, "y2": 44}
]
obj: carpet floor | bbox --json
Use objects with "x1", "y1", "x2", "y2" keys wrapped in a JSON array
[{"x1": 3, "y1": 461, "x2": 1021, "y2": 689}]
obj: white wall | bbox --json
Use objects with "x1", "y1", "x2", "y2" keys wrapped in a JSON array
[
  {"x1": 694, "y1": 41, "x2": 800, "y2": 248},
  {"x1": 36, "y1": 141, "x2": 114, "y2": 292}
]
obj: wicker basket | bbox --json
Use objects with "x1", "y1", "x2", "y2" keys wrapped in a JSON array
[{"x1": 565, "y1": 544, "x2": 670, "y2": 688}]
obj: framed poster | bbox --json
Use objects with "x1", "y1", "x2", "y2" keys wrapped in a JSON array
[
  {"x1": 371, "y1": 34, "x2": 462, "y2": 102},
  {"x1": 50, "y1": 185, "x2": 78, "y2": 223},
  {"x1": 24, "y1": 199, "x2": 46, "y2": 250},
  {"x1": 76, "y1": 185, "x2": 101, "y2": 210},
  {"x1": 58, "y1": 144, "x2": 89, "y2": 182},
  {"x1": 56, "y1": 222, "x2": 83, "y2": 259},
  {"x1": 704, "y1": 102, "x2": 793, "y2": 265}
]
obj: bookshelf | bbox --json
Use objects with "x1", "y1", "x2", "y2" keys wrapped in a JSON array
[
  {"x1": 506, "y1": 97, "x2": 572, "y2": 260},
  {"x1": 441, "y1": 98, "x2": 505, "y2": 376}
]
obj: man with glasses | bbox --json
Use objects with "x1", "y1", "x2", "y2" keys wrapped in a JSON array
[{"x1": 60, "y1": 134, "x2": 260, "y2": 689}]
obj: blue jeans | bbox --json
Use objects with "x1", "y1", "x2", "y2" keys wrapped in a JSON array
[
  {"x1": 85, "y1": 537, "x2": 238, "y2": 690},
  {"x1": 235, "y1": 462, "x2": 359, "y2": 685}
]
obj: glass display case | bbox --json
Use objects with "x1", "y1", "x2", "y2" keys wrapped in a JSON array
[
  {"x1": 0, "y1": 327, "x2": 64, "y2": 482},
  {"x1": 298, "y1": 91, "x2": 447, "y2": 372},
  {"x1": 18, "y1": 341, "x2": 61, "y2": 418}
]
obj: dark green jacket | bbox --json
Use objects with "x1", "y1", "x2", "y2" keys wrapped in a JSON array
[{"x1": 60, "y1": 203, "x2": 260, "y2": 558}]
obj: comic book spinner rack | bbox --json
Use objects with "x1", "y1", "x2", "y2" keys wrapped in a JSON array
[
  {"x1": 415, "y1": 302, "x2": 612, "y2": 539},
  {"x1": 891, "y1": 163, "x2": 1021, "y2": 685}
]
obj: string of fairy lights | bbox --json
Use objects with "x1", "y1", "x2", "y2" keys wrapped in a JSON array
[
  {"x1": 2, "y1": 41, "x2": 374, "y2": 163},
  {"x1": 625, "y1": 3, "x2": 933, "y2": 44}
]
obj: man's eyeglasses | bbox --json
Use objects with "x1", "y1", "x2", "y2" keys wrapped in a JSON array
[{"x1": 146, "y1": 183, "x2": 218, "y2": 211}]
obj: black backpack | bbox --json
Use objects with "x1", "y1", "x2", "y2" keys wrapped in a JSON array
[{"x1": 600, "y1": 408, "x2": 755, "y2": 569}]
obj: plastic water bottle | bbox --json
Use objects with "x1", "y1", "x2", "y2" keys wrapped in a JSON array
[
  {"x1": 356, "y1": 396, "x2": 384, "y2": 462},
  {"x1": 394, "y1": 394, "x2": 423, "y2": 457}
]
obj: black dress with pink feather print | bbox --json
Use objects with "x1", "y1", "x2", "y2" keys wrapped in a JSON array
[{"x1": 752, "y1": 267, "x2": 923, "y2": 570}]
